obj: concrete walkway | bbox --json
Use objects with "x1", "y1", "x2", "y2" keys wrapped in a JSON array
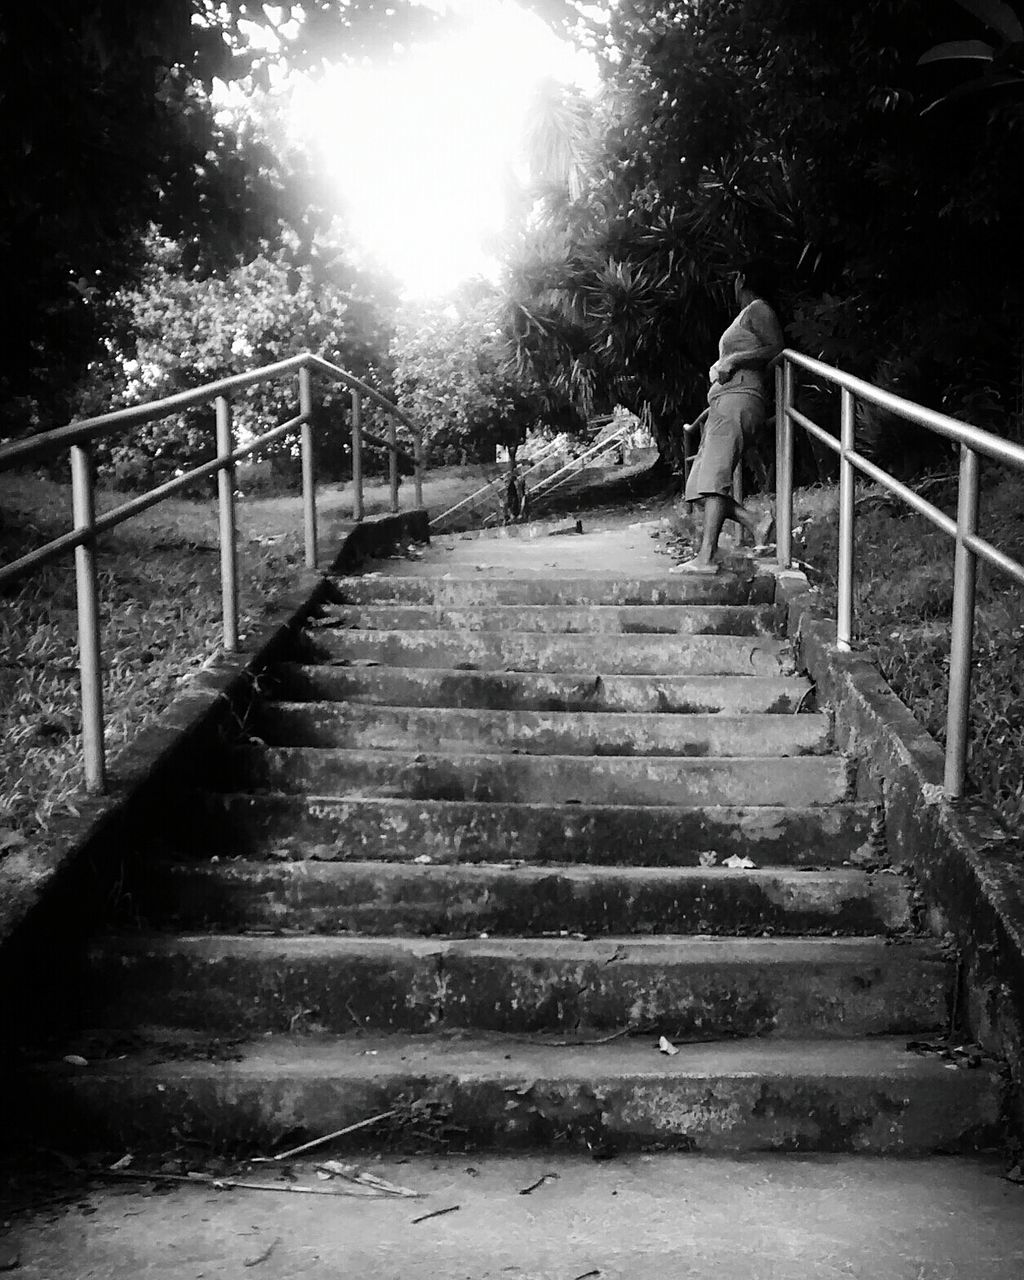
[
  {"x1": 4, "y1": 1154, "x2": 1023, "y2": 1278},
  {"x1": 413, "y1": 512, "x2": 680, "y2": 578}
]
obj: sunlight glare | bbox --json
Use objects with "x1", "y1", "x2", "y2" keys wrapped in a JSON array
[{"x1": 289, "y1": 0, "x2": 597, "y2": 298}]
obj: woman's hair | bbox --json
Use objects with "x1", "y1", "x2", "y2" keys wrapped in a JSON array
[{"x1": 738, "y1": 257, "x2": 781, "y2": 313}]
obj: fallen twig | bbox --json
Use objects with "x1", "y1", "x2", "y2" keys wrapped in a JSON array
[
  {"x1": 411, "y1": 1204, "x2": 460, "y2": 1225},
  {"x1": 253, "y1": 1110, "x2": 398, "y2": 1162},
  {"x1": 94, "y1": 1169, "x2": 366, "y2": 1197},
  {"x1": 518, "y1": 1172, "x2": 559, "y2": 1196},
  {"x1": 316, "y1": 1160, "x2": 421, "y2": 1198}
]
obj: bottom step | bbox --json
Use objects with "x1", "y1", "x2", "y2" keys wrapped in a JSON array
[{"x1": 22, "y1": 1034, "x2": 1002, "y2": 1155}]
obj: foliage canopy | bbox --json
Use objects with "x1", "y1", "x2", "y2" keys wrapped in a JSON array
[{"x1": 503, "y1": 0, "x2": 1024, "y2": 477}]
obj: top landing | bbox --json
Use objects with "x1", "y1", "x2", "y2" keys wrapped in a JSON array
[{"x1": 360, "y1": 514, "x2": 769, "y2": 584}]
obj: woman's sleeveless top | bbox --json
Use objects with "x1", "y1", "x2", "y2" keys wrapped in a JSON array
[{"x1": 708, "y1": 302, "x2": 770, "y2": 405}]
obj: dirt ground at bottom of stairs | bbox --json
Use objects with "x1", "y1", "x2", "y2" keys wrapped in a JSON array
[{"x1": 3, "y1": 1151, "x2": 1023, "y2": 1280}]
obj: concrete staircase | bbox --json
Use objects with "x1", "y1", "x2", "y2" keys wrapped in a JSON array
[{"x1": 31, "y1": 559, "x2": 1003, "y2": 1155}]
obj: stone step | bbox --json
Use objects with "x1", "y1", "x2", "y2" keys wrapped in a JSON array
[
  {"x1": 300, "y1": 629, "x2": 795, "y2": 676},
  {"x1": 271, "y1": 664, "x2": 814, "y2": 714},
  {"x1": 81, "y1": 935, "x2": 949, "y2": 1038},
  {"x1": 328, "y1": 573, "x2": 775, "y2": 608},
  {"x1": 135, "y1": 861, "x2": 913, "y2": 937},
  {"x1": 28, "y1": 1035, "x2": 1001, "y2": 1154},
  {"x1": 225, "y1": 747, "x2": 852, "y2": 807},
  {"x1": 183, "y1": 794, "x2": 878, "y2": 866},
  {"x1": 254, "y1": 704, "x2": 833, "y2": 758},
  {"x1": 318, "y1": 603, "x2": 778, "y2": 636}
]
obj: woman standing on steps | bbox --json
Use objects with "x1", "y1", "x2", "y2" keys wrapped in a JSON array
[{"x1": 674, "y1": 258, "x2": 785, "y2": 574}]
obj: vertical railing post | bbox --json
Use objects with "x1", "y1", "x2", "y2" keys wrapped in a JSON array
[
  {"x1": 350, "y1": 390, "x2": 364, "y2": 522},
  {"x1": 299, "y1": 365, "x2": 318, "y2": 569},
  {"x1": 216, "y1": 395, "x2": 239, "y2": 653},
  {"x1": 945, "y1": 443, "x2": 980, "y2": 798},
  {"x1": 388, "y1": 416, "x2": 399, "y2": 513},
  {"x1": 775, "y1": 358, "x2": 794, "y2": 569},
  {"x1": 414, "y1": 430, "x2": 425, "y2": 508},
  {"x1": 70, "y1": 443, "x2": 106, "y2": 794},
  {"x1": 836, "y1": 387, "x2": 856, "y2": 651}
]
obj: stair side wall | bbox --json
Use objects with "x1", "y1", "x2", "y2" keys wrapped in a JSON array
[{"x1": 775, "y1": 567, "x2": 1024, "y2": 1145}]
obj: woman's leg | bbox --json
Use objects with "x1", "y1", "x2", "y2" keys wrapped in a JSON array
[
  {"x1": 696, "y1": 494, "x2": 729, "y2": 565},
  {"x1": 695, "y1": 494, "x2": 769, "y2": 564}
]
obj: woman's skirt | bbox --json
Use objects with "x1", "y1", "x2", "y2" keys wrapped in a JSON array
[{"x1": 684, "y1": 390, "x2": 765, "y2": 502}]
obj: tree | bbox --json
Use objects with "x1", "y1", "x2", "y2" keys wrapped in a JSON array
[
  {"x1": 78, "y1": 231, "x2": 398, "y2": 487},
  {"x1": 918, "y1": 0, "x2": 1024, "y2": 111},
  {"x1": 392, "y1": 284, "x2": 583, "y2": 466},
  {"x1": 503, "y1": 1, "x2": 1024, "y2": 482},
  {"x1": 0, "y1": 1, "x2": 441, "y2": 439},
  {"x1": 501, "y1": 77, "x2": 726, "y2": 473}
]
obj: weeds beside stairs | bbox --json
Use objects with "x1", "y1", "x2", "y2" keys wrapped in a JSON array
[{"x1": 15, "y1": 546, "x2": 1005, "y2": 1156}]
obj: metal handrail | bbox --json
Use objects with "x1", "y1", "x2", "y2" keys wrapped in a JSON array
[
  {"x1": 774, "y1": 349, "x2": 1024, "y2": 798},
  {"x1": 508, "y1": 422, "x2": 630, "y2": 517},
  {"x1": 0, "y1": 350, "x2": 424, "y2": 794},
  {"x1": 428, "y1": 435, "x2": 566, "y2": 532}
]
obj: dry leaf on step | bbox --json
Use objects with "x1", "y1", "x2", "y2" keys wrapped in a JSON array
[{"x1": 722, "y1": 855, "x2": 756, "y2": 869}]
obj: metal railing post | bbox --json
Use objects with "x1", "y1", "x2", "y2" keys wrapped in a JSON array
[
  {"x1": 70, "y1": 443, "x2": 106, "y2": 793},
  {"x1": 215, "y1": 395, "x2": 239, "y2": 652},
  {"x1": 414, "y1": 430, "x2": 425, "y2": 508},
  {"x1": 945, "y1": 443, "x2": 980, "y2": 797},
  {"x1": 350, "y1": 390, "x2": 364, "y2": 522},
  {"x1": 299, "y1": 366, "x2": 318, "y2": 569},
  {"x1": 836, "y1": 387, "x2": 856, "y2": 651},
  {"x1": 388, "y1": 416, "x2": 399, "y2": 513},
  {"x1": 776, "y1": 359, "x2": 794, "y2": 568}
]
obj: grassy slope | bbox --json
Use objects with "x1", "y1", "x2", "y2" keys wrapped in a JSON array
[
  {"x1": 792, "y1": 471, "x2": 1024, "y2": 829},
  {"x1": 0, "y1": 466, "x2": 500, "y2": 840}
]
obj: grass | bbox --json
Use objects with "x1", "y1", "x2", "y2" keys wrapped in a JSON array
[
  {"x1": 791, "y1": 470, "x2": 1024, "y2": 830},
  {"x1": 0, "y1": 465, "x2": 499, "y2": 842}
]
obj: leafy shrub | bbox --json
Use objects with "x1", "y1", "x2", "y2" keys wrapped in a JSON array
[{"x1": 78, "y1": 234, "x2": 398, "y2": 489}]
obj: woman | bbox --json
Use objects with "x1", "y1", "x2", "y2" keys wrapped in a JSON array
[{"x1": 674, "y1": 259, "x2": 784, "y2": 573}]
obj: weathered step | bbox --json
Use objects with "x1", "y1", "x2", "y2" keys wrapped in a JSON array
[
  {"x1": 226, "y1": 747, "x2": 851, "y2": 807},
  {"x1": 136, "y1": 861, "x2": 913, "y2": 937},
  {"x1": 255, "y1": 704, "x2": 833, "y2": 758},
  {"x1": 182, "y1": 794, "x2": 878, "y2": 866},
  {"x1": 328, "y1": 573, "x2": 775, "y2": 607},
  {"x1": 301, "y1": 629, "x2": 794, "y2": 676},
  {"x1": 271, "y1": 664, "x2": 814, "y2": 714},
  {"x1": 318, "y1": 603, "x2": 778, "y2": 636},
  {"x1": 82, "y1": 935, "x2": 949, "y2": 1038},
  {"x1": 30, "y1": 1035, "x2": 1002, "y2": 1154}
]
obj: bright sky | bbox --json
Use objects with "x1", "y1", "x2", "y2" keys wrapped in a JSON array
[{"x1": 287, "y1": 0, "x2": 598, "y2": 298}]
